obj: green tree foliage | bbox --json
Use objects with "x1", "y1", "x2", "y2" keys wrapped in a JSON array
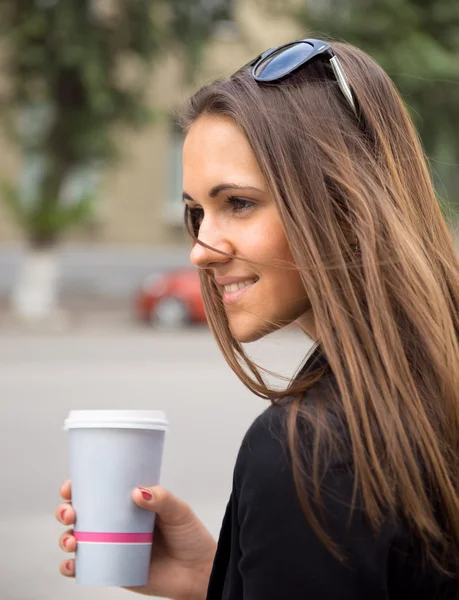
[
  {"x1": 0, "y1": 0, "x2": 228, "y2": 246},
  {"x1": 301, "y1": 0, "x2": 459, "y2": 216}
]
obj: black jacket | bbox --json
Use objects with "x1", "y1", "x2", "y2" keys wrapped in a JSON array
[{"x1": 206, "y1": 351, "x2": 458, "y2": 599}]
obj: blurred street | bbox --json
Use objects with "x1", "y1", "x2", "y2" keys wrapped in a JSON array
[
  {"x1": 0, "y1": 244, "x2": 190, "y2": 300},
  {"x1": 0, "y1": 323, "x2": 312, "y2": 600}
]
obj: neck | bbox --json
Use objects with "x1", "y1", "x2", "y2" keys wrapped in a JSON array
[{"x1": 296, "y1": 309, "x2": 318, "y2": 342}]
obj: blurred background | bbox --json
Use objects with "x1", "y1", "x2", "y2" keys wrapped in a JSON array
[{"x1": 0, "y1": 1, "x2": 458, "y2": 599}]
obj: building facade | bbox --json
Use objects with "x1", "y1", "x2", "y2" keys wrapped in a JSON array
[{"x1": 0, "y1": 1, "x2": 303, "y2": 247}]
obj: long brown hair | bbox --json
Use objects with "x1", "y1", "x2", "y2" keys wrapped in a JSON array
[{"x1": 179, "y1": 40, "x2": 459, "y2": 577}]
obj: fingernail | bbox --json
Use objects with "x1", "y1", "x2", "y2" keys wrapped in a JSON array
[
  {"x1": 60, "y1": 509, "x2": 67, "y2": 521},
  {"x1": 63, "y1": 537, "x2": 70, "y2": 548},
  {"x1": 65, "y1": 561, "x2": 72, "y2": 572},
  {"x1": 138, "y1": 487, "x2": 152, "y2": 501}
]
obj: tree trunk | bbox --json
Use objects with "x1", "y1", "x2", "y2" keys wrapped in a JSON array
[{"x1": 11, "y1": 245, "x2": 60, "y2": 321}]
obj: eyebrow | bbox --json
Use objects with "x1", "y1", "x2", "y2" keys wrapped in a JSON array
[{"x1": 182, "y1": 183, "x2": 263, "y2": 202}]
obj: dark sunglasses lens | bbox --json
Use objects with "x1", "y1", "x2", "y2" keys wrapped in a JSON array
[{"x1": 253, "y1": 42, "x2": 315, "y2": 80}]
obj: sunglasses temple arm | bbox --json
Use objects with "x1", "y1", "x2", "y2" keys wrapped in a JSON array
[{"x1": 329, "y1": 56, "x2": 356, "y2": 113}]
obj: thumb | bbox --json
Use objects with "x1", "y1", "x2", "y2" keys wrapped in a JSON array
[{"x1": 133, "y1": 485, "x2": 193, "y2": 526}]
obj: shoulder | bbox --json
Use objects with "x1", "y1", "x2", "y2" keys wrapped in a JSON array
[{"x1": 235, "y1": 372, "x2": 351, "y2": 490}]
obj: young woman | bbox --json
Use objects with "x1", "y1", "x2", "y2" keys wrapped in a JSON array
[{"x1": 56, "y1": 38, "x2": 459, "y2": 598}]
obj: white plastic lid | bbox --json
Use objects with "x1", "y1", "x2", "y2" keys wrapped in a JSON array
[{"x1": 64, "y1": 410, "x2": 168, "y2": 431}]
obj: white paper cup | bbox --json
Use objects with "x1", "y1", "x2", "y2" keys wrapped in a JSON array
[{"x1": 63, "y1": 410, "x2": 168, "y2": 586}]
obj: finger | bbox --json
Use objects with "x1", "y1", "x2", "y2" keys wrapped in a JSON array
[
  {"x1": 132, "y1": 485, "x2": 192, "y2": 526},
  {"x1": 59, "y1": 480, "x2": 72, "y2": 502},
  {"x1": 59, "y1": 558, "x2": 75, "y2": 578},
  {"x1": 55, "y1": 503, "x2": 76, "y2": 525},
  {"x1": 59, "y1": 529, "x2": 76, "y2": 553}
]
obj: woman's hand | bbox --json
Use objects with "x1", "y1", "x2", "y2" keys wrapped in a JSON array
[{"x1": 56, "y1": 480, "x2": 217, "y2": 600}]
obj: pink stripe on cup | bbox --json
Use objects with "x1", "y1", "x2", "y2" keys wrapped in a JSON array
[{"x1": 75, "y1": 532, "x2": 153, "y2": 544}]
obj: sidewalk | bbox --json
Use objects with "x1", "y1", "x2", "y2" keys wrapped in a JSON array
[
  {"x1": 0, "y1": 243, "x2": 190, "y2": 299},
  {"x1": 0, "y1": 294, "x2": 142, "y2": 333}
]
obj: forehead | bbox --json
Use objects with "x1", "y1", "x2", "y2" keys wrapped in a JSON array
[{"x1": 182, "y1": 115, "x2": 264, "y2": 189}]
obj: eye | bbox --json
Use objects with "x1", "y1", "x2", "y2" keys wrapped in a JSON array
[
  {"x1": 184, "y1": 204, "x2": 204, "y2": 237},
  {"x1": 224, "y1": 196, "x2": 255, "y2": 214},
  {"x1": 184, "y1": 196, "x2": 255, "y2": 238}
]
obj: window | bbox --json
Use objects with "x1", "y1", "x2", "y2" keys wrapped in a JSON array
[{"x1": 164, "y1": 120, "x2": 185, "y2": 226}]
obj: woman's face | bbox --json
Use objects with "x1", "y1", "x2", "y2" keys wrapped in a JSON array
[{"x1": 182, "y1": 114, "x2": 311, "y2": 343}]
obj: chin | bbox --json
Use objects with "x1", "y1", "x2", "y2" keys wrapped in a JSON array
[
  {"x1": 232, "y1": 329, "x2": 266, "y2": 344},
  {"x1": 228, "y1": 316, "x2": 285, "y2": 344}
]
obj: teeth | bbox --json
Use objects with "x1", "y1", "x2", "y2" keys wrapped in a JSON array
[{"x1": 224, "y1": 279, "x2": 257, "y2": 293}]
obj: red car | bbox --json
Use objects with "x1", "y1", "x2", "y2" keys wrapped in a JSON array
[{"x1": 135, "y1": 268, "x2": 207, "y2": 327}]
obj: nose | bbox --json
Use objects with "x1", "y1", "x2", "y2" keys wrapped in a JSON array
[{"x1": 189, "y1": 220, "x2": 233, "y2": 270}]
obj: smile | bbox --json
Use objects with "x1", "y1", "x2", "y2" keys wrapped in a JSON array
[{"x1": 222, "y1": 278, "x2": 258, "y2": 305}]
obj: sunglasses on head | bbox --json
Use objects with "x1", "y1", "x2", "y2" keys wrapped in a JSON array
[{"x1": 240, "y1": 38, "x2": 356, "y2": 113}]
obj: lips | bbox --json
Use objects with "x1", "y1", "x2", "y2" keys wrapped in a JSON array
[
  {"x1": 221, "y1": 278, "x2": 258, "y2": 305},
  {"x1": 214, "y1": 275, "x2": 260, "y2": 286},
  {"x1": 223, "y1": 278, "x2": 258, "y2": 293}
]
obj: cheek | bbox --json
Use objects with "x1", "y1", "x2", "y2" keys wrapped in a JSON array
[
  {"x1": 271, "y1": 266, "x2": 308, "y2": 310},
  {"x1": 243, "y1": 212, "x2": 293, "y2": 263},
  {"x1": 265, "y1": 231, "x2": 308, "y2": 305},
  {"x1": 246, "y1": 219, "x2": 305, "y2": 290},
  {"x1": 233, "y1": 210, "x2": 309, "y2": 311}
]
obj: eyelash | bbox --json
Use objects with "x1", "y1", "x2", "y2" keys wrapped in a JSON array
[
  {"x1": 224, "y1": 196, "x2": 255, "y2": 213},
  {"x1": 185, "y1": 196, "x2": 255, "y2": 235}
]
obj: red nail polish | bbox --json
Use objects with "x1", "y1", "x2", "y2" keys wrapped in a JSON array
[
  {"x1": 60, "y1": 509, "x2": 67, "y2": 521},
  {"x1": 138, "y1": 487, "x2": 152, "y2": 501},
  {"x1": 65, "y1": 561, "x2": 72, "y2": 572}
]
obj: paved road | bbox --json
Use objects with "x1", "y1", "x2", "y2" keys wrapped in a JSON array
[{"x1": 0, "y1": 324, "x2": 312, "y2": 600}]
